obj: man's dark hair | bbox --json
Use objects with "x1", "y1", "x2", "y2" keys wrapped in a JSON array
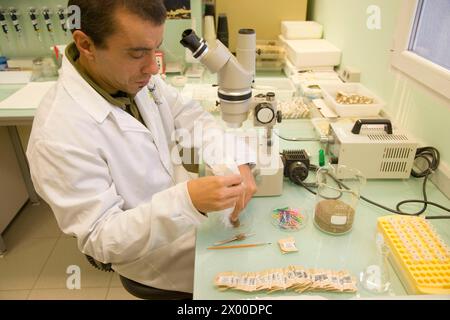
[{"x1": 68, "y1": 0, "x2": 167, "y2": 48}]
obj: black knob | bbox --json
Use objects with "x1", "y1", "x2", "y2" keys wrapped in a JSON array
[
  {"x1": 277, "y1": 110, "x2": 282, "y2": 123},
  {"x1": 289, "y1": 161, "x2": 309, "y2": 182}
]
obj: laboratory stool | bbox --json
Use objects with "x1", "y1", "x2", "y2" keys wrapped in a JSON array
[
  {"x1": 119, "y1": 275, "x2": 192, "y2": 300},
  {"x1": 85, "y1": 255, "x2": 192, "y2": 300}
]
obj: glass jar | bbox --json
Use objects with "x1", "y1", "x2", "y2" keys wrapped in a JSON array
[
  {"x1": 313, "y1": 165, "x2": 366, "y2": 235},
  {"x1": 42, "y1": 58, "x2": 57, "y2": 78},
  {"x1": 31, "y1": 58, "x2": 44, "y2": 81}
]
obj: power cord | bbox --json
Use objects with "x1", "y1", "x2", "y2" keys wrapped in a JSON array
[
  {"x1": 289, "y1": 147, "x2": 450, "y2": 220},
  {"x1": 411, "y1": 147, "x2": 440, "y2": 178},
  {"x1": 274, "y1": 131, "x2": 321, "y2": 142}
]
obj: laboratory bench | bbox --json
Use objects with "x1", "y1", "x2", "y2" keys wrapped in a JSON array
[
  {"x1": 193, "y1": 119, "x2": 450, "y2": 300},
  {"x1": 1, "y1": 76, "x2": 449, "y2": 300},
  {"x1": 0, "y1": 84, "x2": 36, "y2": 125}
]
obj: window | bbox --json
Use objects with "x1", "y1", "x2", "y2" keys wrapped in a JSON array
[
  {"x1": 409, "y1": 0, "x2": 450, "y2": 70},
  {"x1": 391, "y1": 0, "x2": 450, "y2": 100}
]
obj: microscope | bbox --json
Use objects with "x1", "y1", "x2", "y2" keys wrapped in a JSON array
[{"x1": 180, "y1": 29, "x2": 284, "y2": 196}]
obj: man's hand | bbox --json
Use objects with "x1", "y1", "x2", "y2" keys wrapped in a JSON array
[
  {"x1": 230, "y1": 164, "x2": 257, "y2": 222},
  {"x1": 187, "y1": 175, "x2": 245, "y2": 214}
]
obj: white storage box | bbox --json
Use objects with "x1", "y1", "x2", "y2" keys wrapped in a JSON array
[
  {"x1": 282, "y1": 38, "x2": 341, "y2": 69},
  {"x1": 299, "y1": 80, "x2": 343, "y2": 99},
  {"x1": 253, "y1": 77, "x2": 296, "y2": 102},
  {"x1": 320, "y1": 83, "x2": 384, "y2": 117},
  {"x1": 281, "y1": 21, "x2": 323, "y2": 40},
  {"x1": 294, "y1": 70, "x2": 342, "y2": 83},
  {"x1": 283, "y1": 57, "x2": 335, "y2": 76}
]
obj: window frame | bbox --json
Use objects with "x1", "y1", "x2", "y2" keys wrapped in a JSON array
[{"x1": 391, "y1": 0, "x2": 450, "y2": 100}]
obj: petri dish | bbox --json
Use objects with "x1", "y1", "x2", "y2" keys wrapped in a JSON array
[{"x1": 270, "y1": 205, "x2": 308, "y2": 232}]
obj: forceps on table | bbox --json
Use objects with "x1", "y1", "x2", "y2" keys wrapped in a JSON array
[{"x1": 213, "y1": 233, "x2": 255, "y2": 246}]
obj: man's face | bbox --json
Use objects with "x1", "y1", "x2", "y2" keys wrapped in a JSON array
[{"x1": 92, "y1": 10, "x2": 164, "y2": 95}]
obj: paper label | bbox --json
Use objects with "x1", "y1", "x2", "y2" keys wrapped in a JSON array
[{"x1": 331, "y1": 215, "x2": 347, "y2": 225}]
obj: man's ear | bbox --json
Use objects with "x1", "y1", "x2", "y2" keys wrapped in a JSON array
[{"x1": 72, "y1": 30, "x2": 96, "y2": 61}]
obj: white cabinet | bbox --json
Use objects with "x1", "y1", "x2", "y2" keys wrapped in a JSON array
[{"x1": 0, "y1": 127, "x2": 28, "y2": 252}]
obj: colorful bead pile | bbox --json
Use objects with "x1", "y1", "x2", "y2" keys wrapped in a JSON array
[{"x1": 272, "y1": 207, "x2": 306, "y2": 231}]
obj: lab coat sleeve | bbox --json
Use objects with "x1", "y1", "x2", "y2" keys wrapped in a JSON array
[
  {"x1": 157, "y1": 78, "x2": 256, "y2": 166},
  {"x1": 28, "y1": 140, "x2": 206, "y2": 264}
]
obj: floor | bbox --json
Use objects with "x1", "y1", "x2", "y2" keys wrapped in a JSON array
[{"x1": 0, "y1": 200, "x2": 140, "y2": 300}]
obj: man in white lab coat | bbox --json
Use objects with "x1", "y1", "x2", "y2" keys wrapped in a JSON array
[{"x1": 26, "y1": 0, "x2": 256, "y2": 296}]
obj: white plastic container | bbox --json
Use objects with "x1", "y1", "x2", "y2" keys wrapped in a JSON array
[
  {"x1": 255, "y1": 60, "x2": 285, "y2": 72},
  {"x1": 303, "y1": 82, "x2": 347, "y2": 100},
  {"x1": 253, "y1": 77, "x2": 297, "y2": 102},
  {"x1": 283, "y1": 56, "x2": 335, "y2": 76},
  {"x1": 0, "y1": 71, "x2": 32, "y2": 84},
  {"x1": 281, "y1": 21, "x2": 323, "y2": 40},
  {"x1": 320, "y1": 83, "x2": 384, "y2": 117},
  {"x1": 283, "y1": 39, "x2": 341, "y2": 69},
  {"x1": 256, "y1": 40, "x2": 285, "y2": 60}
]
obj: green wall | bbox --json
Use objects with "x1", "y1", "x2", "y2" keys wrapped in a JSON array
[
  {"x1": 0, "y1": 0, "x2": 202, "y2": 63},
  {"x1": 309, "y1": 0, "x2": 450, "y2": 166}
]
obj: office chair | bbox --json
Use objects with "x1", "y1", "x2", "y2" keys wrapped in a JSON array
[{"x1": 85, "y1": 255, "x2": 192, "y2": 300}]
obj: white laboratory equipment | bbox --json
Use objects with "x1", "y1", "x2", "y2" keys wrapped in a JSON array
[{"x1": 327, "y1": 119, "x2": 418, "y2": 179}]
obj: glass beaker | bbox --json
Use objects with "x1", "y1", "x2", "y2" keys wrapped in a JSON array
[
  {"x1": 42, "y1": 58, "x2": 58, "y2": 78},
  {"x1": 31, "y1": 58, "x2": 44, "y2": 81},
  {"x1": 313, "y1": 165, "x2": 366, "y2": 235},
  {"x1": 359, "y1": 233, "x2": 392, "y2": 294}
]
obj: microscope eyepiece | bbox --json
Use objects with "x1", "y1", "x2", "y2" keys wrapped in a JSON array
[
  {"x1": 179, "y1": 27, "x2": 255, "y2": 128},
  {"x1": 180, "y1": 29, "x2": 209, "y2": 59},
  {"x1": 180, "y1": 29, "x2": 200, "y2": 51}
]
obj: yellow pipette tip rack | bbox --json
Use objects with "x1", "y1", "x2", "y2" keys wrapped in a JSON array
[{"x1": 377, "y1": 215, "x2": 450, "y2": 295}]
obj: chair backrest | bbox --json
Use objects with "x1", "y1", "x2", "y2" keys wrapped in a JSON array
[
  {"x1": 85, "y1": 255, "x2": 192, "y2": 300},
  {"x1": 85, "y1": 254, "x2": 113, "y2": 272},
  {"x1": 119, "y1": 275, "x2": 192, "y2": 300}
]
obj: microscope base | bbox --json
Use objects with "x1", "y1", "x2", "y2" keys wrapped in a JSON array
[
  {"x1": 253, "y1": 155, "x2": 284, "y2": 197},
  {"x1": 203, "y1": 155, "x2": 284, "y2": 197}
]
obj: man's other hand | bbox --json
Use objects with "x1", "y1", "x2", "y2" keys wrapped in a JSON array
[
  {"x1": 187, "y1": 175, "x2": 244, "y2": 214},
  {"x1": 230, "y1": 164, "x2": 257, "y2": 222}
]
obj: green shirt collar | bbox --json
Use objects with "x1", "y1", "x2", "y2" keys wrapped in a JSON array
[{"x1": 65, "y1": 42, "x2": 134, "y2": 109}]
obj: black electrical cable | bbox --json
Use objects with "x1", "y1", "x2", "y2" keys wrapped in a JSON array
[
  {"x1": 274, "y1": 131, "x2": 321, "y2": 142},
  {"x1": 289, "y1": 146, "x2": 450, "y2": 220},
  {"x1": 290, "y1": 164, "x2": 343, "y2": 198},
  {"x1": 291, "y1": 176, "x2": 317, "y2": 195},
  {"x1": 330, "y1": 171, "x2": 450, "y2": 220},
  {"x1": 411, "y1": 147, "x2": 440, "y2": 178}
]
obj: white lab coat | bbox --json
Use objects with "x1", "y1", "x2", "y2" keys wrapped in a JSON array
[{"x1": 26, "y1": 56, "x2": 254, "y2": 293}]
